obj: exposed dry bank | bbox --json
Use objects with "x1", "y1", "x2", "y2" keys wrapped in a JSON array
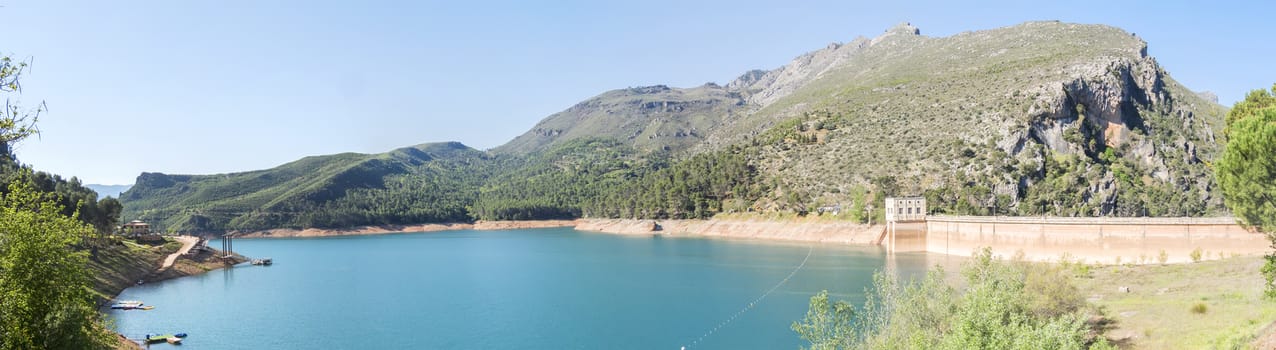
[
  {"x1": 90, "y1": 237, "x2": 244, "y2": 304},
  {"x1": 229, "y1": 223, "x2": 473, "y2": 238},
  {"x1": 575, "y1": 217, "x2": 884, "y2": 244},
  {"x1": 227, "y1": 220, "x2": 579, "y2": 238}
]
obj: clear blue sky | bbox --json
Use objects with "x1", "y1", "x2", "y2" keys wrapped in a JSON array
[{"x1": 4, "y1": 0, "x2": 1273, "y2": 185}]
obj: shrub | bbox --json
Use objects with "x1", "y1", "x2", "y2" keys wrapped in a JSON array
[
  {"x1": 1157, "y1": 250, "x2": 1169, "y2": 265},
  {"x1": 1025, "y1": 263, "x2": 1086, "y2": 319},
  {"x1": 1262, "y1": 253, "x2": 1276, "y2": 300},
  {"x1": 1190, "y1": 248, "x2": 1203, "y2": 263},
  {"x1": 1190, "y1": 302, "x2": 1208, "y2": 314},
  {"x1": 796, "y1": 248, "x2": 1107, "y2": 350}
]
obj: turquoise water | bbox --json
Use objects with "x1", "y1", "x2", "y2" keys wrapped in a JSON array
[{"x1": 108, "y1": 228, "x2": 940, "y2": 349}]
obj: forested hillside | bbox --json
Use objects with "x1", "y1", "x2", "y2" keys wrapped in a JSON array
[
  {"x1": 121, "y1": 142, "x2": 492, "y2": 231},
  {"x1": 1, "y1": 143, "x2": 121, "y2": 233},
  {"x1": 122, "y1": 21, "x2": 1232, "y2": 233}
]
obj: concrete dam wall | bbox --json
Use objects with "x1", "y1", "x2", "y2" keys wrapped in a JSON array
[{"x1": 914, "y1": 216, "x2": 1269, "y2": 264}]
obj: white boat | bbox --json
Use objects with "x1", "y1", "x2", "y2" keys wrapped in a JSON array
[{"x1": 110, "y1": 300, "x2": 144, "y2": 309}]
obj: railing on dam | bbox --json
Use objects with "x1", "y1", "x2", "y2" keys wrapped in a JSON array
[{"x1": 925, "y1": 215, "x2": 1240, "y2": 226}]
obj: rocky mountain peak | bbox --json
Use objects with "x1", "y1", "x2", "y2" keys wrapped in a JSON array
[
  {"x1": 870, "y1": 21, "x2": 923, "y2": 46},
  {"x1": 887, "y1": 21, "x2": 921, "y2": 35},
  {"x1": 726, "y1": 70, "x2": 768, "y2": 91},
  {"x1": 627, "y1": 85, "x2": 672, "y2": 94}
]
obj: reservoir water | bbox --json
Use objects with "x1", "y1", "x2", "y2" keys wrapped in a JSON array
[{"x1": 108, "y1": 228, "x2": 941, "y2": 349}]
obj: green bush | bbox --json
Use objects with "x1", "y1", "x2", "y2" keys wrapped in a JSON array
[
  {"x1": 1262, "y1": 254, "x2": 1276, "y2": 300},
  {"x1": 794, "y1": 248, "x2": 1107, "y2": 350},
  {"x1": 0, "y1": 180, "x2": 116, "y2": 349}
]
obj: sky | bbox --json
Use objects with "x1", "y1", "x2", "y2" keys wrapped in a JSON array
[{"x1": 3, "y1": 0, "x2": 1273, "y2": 185}]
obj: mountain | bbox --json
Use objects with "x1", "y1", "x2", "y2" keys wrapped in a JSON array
[
  {"x1": 121, "y1": 142, "x2": 491, "y2": 232},
  {"x1": 493, "y1": 84, "x2": 747, "y2": 155},
  {"x1": 86, "y1": 184, "x2": 132, "y2": 198},
  {"x1": 708, "y1": 21, "x2": 1224, "y2": 217},
  {"x1": 122, "y1": 21, "x2": 1229, "y2": 232}
]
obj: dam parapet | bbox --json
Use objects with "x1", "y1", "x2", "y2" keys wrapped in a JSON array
[{"x1": 913, "y1": 215, "x2": 1265, "y2": 264}]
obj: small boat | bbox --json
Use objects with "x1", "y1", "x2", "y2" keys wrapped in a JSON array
[
  {"x1": 145, "y1": 333, "x2": 186, "y2": 344},
  {"x1": 139, "y1": 305, "x2": 155, "y2": 310},
  {"x1": 110, "y1": 301, "x2": 144, "y2": 309},
  {"x1": 251, "y1": 258, "x2": 273, "y2": 266}
]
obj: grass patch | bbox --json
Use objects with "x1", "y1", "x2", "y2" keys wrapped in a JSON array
[
  {"x1": 1075, "y1": 255, "x2": 1276, "y2": 349},
  {"x1": 1190, "y1": 302, "x2": 1208, "y2": 314}
]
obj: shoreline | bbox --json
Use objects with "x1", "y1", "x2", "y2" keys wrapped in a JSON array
[
  {"x1": 93, "y1": 238, "x2": 244, "y2": 305},
  {"x1": 219, "y1": 218, "x2": 885, "y2": 245},
  {"x1": 574, "y1": 218, "x2": 885, "y2": 245},
  {"x1": 101, "y1": 239, "x2": 246, "y2": 350},
  {"x1": 205, "y1": 216, "x2": 1267, "y2": 265},
  {"x1": 101, "y1": 244, "x2": 246, "y2": 303},
  {"x1": 225, "y1": 220, "x2": 580, "y2": 238},
  {"x1": 228, "y1": 223, "x2": 474, "y2": 238}
]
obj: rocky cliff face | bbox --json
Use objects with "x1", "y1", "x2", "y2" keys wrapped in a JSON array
[
  {"x1": 728, "y1": 35, "x2": 871, "y2": 107},
  {"x1": 1006, "y1": 52, "x2": 1222, "y2": 212},
  {"x1": 709, "y1": 21, "x2": 1227, "y2": 216}
]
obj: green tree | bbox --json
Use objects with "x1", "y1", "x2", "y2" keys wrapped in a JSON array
[
  {"x1": 0, "y1": 179, "x2": 115, "y2": 349},
  {"x1": 792, "y1": 291, "x2": 857, "y2": 350},
  {"x1": 1215, "y1": 84, "x2": 1276, "y2": 297},
  {"x1": 1217, "y1": 84, "x2": 1276, "y2": 233},
  {"x1": 0, "y1": 54, "x2": 114, "y2": 349},
  {"x1": 95, "y1": 197, "x2": 123, "y2": 232}
]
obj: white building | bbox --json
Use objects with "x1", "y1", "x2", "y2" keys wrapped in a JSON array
[{"x1": 885, "y1": 197, "x2": 926, "y2": 222}]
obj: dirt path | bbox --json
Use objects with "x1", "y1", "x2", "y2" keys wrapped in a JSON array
[{"x1": 160, "y1": 236, "x2": 199, "y2": 269}]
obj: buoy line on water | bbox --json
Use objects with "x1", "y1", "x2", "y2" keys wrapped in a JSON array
[{"x1": 682, "y1": 245, "x2": 814, "y2": 349}]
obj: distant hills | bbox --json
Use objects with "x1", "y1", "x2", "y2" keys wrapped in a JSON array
[
  {"x1": 121, "y1": 21, "x2": 1229, "y2": 233},
  {"x1": 121, "y1": 142, "x2": 489, "y2": 231},
  {"x1": 86, "y1": 184, "x2": 132, "y2": 198}
]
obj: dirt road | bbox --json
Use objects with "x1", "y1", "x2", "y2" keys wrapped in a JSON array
[{"x1": 160, "y1": 236, "x2": 199, "y2": 269}]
